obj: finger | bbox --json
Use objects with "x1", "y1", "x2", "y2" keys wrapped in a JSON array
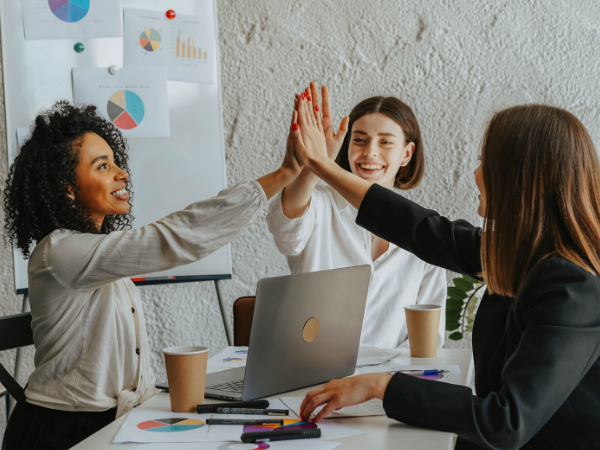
[
  {"x1": 310, "y1": 82, "x2": 322, "y2": 131},
  {"x1": 297, "y1": 96, "x2": 309, "y2": 128},
  {"x1": 300, "y1": 386, "x2": 327, "y2": 418},
  {"x1": 294, "y1": 94, "x2": 300, "y2": 113},
  {"x1": 303, "y1": 94, "x2": 317, "y2": 128},
  {"x1": 335, "y1": 116, "x2": 350, "y2": 145},
  {"x1": 313, "y1": 399, "x2": 339, "y2": 423},
  {"x1": 321, "y1": 85, "x2": 332, "y2": 121},
  {"x1": 291, "y1": 101, "x2": 298, "y2": 125},
  {"x1": 303, "y1": 392, "x2": 333, "y2": 422}
]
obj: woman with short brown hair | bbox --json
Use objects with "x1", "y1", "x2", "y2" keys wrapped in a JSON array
[{"x1": 292, "y1": 94, "x2": 600, "y2": 449}]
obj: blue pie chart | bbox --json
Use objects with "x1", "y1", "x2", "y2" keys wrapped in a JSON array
[{"x1": 49, "y1": 0, "x2": 90, "y2": 23}]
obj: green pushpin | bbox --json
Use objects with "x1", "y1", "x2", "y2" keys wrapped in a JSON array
[{"x1": 74, "y1": 43, "x2": 85, "y2": 53}]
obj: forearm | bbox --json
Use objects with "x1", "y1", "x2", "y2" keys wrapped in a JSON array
[
  {"x1": 281, "y1": 168, "x2": 320, "y2": 219},
  {"x1": 257, "y1": 168, "x2": 298, "y2": 201},
  {"x1": 309, "y1": 157, "x2": 372, "y2": 210}
]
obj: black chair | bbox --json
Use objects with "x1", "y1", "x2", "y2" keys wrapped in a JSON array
[{"x1": 0, "y1": 312, "x2": 33, "y2": 449}]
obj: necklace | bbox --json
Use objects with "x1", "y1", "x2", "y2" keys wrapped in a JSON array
[{"x1": 370, "y1": 233, "x2": 376, "y2": 243}]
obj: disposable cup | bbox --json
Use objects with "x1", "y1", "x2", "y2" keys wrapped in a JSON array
[
  {"x1": 404, "y1": 305, "x2": 441, "y2": 357},
  {"x1": 163, "y1": 346, "x2": 209, "y2": 412}
]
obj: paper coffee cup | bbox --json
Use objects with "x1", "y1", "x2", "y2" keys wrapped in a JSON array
[
  {"x1": 404, "y1": 305, "x2": 441, "y2": 357},
  {"x1": 163, "y1": 346, "x2": 208, "y2": 412}
]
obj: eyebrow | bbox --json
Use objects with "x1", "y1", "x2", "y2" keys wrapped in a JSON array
[
  {"x1": 352, "y1": 130, "x2": 397, "y2": 137},
  {"x1": 91, "y1": 155, "x2": 109, "y2": 165}
]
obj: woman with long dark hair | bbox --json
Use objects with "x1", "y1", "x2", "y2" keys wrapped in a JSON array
[
  {"x1": 292, "y1": 90, "x2": 600, "y2": 449},
  {"x1": 2, "y1": 101, "x2": 301, "y2": 450},
  {"x1": 267, "y1": 83, "x2": 446, "y2": 349}
]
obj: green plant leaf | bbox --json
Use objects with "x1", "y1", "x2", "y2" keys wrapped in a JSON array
[
  {"x1": 462, "y1": 275, "x2": 481, "y2": 285},
  {"x1": 446, "y1": 301, "x2": 464, "y2": 312},
  {"x1": 466, "y1": 322, "x2": 474, "y2": 332},
  {"x1": 466, "y1": 297, "x2": 479, "y2": 315},
  {"x1": 448, "y1": 331, "x2": 463, "y2": 340},
  {"x1": 446, "y1": 322, "x2": 461, "y2": 332},
  {"x1": 447, "y1": 286, "x2": 468, "y2": 301},
  {"x1": 454, "y1": 277, "x2": 475, "y2": 292}
]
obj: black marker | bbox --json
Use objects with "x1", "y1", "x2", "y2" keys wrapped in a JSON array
[
  {"x1": 216, "y1": 408, "x2": 289, "y2": 416},
  {"x1": 197, "y1": 400, "x2": 269, "y2": 414},
  {"x1": 241, "y1": 428, "x2": 321, "y2": 443},
  {"x1": 206, "y1": 419, "x2": 283, "y2": 425}
]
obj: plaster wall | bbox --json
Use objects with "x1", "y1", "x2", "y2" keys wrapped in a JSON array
[{"x1": 1, "y1": 0, "x2": 599, "y2": 437}]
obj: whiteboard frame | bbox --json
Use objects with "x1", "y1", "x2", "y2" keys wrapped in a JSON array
[{"x1": 1, "y1": 0, "x2": 232, "y2": 295}]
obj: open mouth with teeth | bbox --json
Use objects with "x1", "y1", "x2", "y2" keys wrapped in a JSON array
[
  {"x1": 357, "y1": 162, "x2": 386, "y2": 173},
  {"x1": 111, "y1": 188, "x2": 129, "y2": 200}
]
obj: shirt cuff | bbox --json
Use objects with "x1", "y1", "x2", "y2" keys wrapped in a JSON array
[{"x1": 249, "y1": 180, "x2": 268, "y2": 207}]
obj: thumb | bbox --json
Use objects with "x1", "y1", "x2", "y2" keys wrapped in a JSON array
[{"x1": 335, "y1": 116, "x2": 350, "y2": 145}]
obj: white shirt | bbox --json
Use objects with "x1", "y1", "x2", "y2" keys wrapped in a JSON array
[
  {"x1": 267, "y1": 184, "x2": 447, "y2": 349},
  {"x1": 25, "y1": 181, "x2": 266, "y2": 418}
]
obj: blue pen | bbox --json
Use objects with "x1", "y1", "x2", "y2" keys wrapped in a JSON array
[{"x1": 390, "y1": 369, "x2": 449, "y2": 376}]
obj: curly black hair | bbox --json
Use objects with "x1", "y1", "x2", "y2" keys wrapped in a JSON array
[{"x1": 3, "y1": 101, "x2": 134, "y2": 258}]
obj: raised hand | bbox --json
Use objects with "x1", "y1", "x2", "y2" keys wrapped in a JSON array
[
  {"x1": 300, "y1": 373, "x2": 392, "y2": 423},
  {"x1": 291, "y1": 90, "x2": 328, "y2": 170},
  {"x1": 282, "y1": 97, "x2": 303, "y2": 176},
  {"x1": 308, "y1": 82, "x2": 349, "y2": 160}
]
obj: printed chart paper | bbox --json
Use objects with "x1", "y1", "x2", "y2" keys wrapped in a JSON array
[
  {"x1": 123, "y1": 8, "x2": 216, "y2": 84},
  {"x1": 22, "y1": 0, "x2": 121, "y2": 40},
  {"x1": 72, "y1": 68, "x2": 170, "y2": 138},
  {"x1": 208, "y1": 346, "x2": 248, "y2": 373},
  {"x1": 281, "y1": 397, "x2": 386, "y2": 419},
  {"x1": 125, "y1": 440, "x2": 342, "y2": 450}
]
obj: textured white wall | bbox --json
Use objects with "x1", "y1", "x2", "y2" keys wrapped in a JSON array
[{"x1": 1, "y1": 0, "x2": 600, "y2": 436}]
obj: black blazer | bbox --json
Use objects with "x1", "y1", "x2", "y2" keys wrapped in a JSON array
[{"x1": 356, "y1": 184, "x2": 600, "y2": 450}]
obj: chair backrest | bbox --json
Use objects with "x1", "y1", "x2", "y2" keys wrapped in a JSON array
[
  {"x1": 232, "y1": 296, "x2": 255, "y2": 347},
  {"x1": 0, "y1": 312, "x2": 33, "y2": 401}
]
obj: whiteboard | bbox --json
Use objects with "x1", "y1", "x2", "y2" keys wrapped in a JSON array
[{"x1": 1, "y1": 0, "x2": 231, "y2": 294}]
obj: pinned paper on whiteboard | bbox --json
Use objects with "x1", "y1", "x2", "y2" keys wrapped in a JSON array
[
  {"x1": 21, "y1": 0, "x2": 122, "y2": 40},
  {"x1": 72, "y1": 67, "x2": 171, "y2": 138},
  {"x1": 123, "y1": 8, "x2": 216, "y2": 84}
]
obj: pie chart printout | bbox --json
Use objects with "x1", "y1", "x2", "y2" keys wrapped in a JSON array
[
  {"x1": 49, "y1": 0, "x2": 90, "y2": 23},
  {"x1": 107, "y1": 90, "x2": 145, "y2": 130},
  {"x1": 140, "y1": 28, "x2": 162, "y2": 51},
  {"x1": 137, "y1": 418, "x2": 205, "y2": 432},
  {"x1": 218, "y1": 443, "x2": 270, "y2": 450}
]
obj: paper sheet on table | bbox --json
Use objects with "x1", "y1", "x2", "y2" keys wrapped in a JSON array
[
  {"x1": 126, "y1": 440, "x2": 343, "y2": 450},
  {"x1": 356, "y1": 345, "x2": 403, "y2": 367},
  {"x1": 72, "y1": 68, "x2": 170, "y2": 138},
  {"x1": 207, "y1": 346, "x2": 248, "y2": 373},
  {"x1": 282, "y1": 396, "x2": 386, "y2": 419},
  {"x1": 22, "y1": 0, "x2": 122, "y2": 40},
  {"x1": 362, "y1": 364, "x2": 463, "y2": 385}
]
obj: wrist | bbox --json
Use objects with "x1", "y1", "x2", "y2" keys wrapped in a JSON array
[
  {"x1": 308, "y1": 154, "x2": 334, "y2": 176},
  {"x1": 374, "y1": 373, "x2": 393, "y2": 400}
]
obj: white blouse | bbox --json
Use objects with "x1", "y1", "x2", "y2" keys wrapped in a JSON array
[
  {"x1": 267, "y1": 183, "x2": 447, "y2": 349},
  {"x1": 25, "y1": 181, "x2": 267, "y2": 418}
]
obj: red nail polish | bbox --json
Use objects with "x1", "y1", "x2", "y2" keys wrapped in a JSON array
[
  {"x1": 315, "y1": 105, "x2": 320, "y2": 112},
  {"x1": 292, "y1": 123, "x2": 299, "y2": 131},
  {"x1": 307, "y1": 96, "x2": 311, "y2": 101},
  {"x1": 301, "y1": 93, "x2": 306, "y2": 99}
]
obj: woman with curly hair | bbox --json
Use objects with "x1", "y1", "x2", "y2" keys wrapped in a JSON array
[{"x1": 2, "y1": 101, "x2": 301, "y2": 450}]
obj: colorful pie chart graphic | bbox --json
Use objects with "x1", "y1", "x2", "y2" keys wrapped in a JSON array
[
  {"x1": 218, "y1": 444, "x2": 270, "y2": 450},
  {"x1": 415, "y1": 373, "x2": 445, "y2": 380},
  {"x1": 140, "y1": 28, "x2": 162, "y2": 51},
  {"x1": 107, "y1": 90, "x2": 145, "y2": 130},
  {"x1": 49, "y1": 0, "x2": 89, "y2": 23},
  {"x1": 137, "y1": 418, "x2": 205, "y2": 432},
  {"x1": 222, "y1": 357, "x2": 243, "y2": 362}
]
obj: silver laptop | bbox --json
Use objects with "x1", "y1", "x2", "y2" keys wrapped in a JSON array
[{"x1": 171, "y1": 265, "x2": 371, "y2": 400}]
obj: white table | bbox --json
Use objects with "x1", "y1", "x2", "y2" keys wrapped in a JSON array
[{"x1": 73, "y1": 348, "x2": 473, "y2": 450}]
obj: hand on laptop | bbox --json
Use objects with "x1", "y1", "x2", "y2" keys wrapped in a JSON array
[{"x1": 300, "y1": 373, "x2": 392, "y2": 423}]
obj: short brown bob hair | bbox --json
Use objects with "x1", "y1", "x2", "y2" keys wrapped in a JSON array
[
  {"x1": 481, "y1": 104, "x2": 600, "y2": 297},
  {"x1": 335, "y1": 97, "x2": 424, "y2": 190}
]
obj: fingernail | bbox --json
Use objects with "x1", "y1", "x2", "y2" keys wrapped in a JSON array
[
  {"x1": 315, "y1": 106, "x2": 320, "y2": 112},
  {"x1": 301, "y1": 93, "x2": 306, "y2": 99},
  {"x1": 307, "y1": 96, "x2": 311, "y2": 101},
  {"x1": 292, "y1": 123, "x2": 299, "y2": 131}
]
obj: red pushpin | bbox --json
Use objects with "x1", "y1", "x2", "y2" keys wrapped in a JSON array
[{"x1": 166, "y1": 9, "x2": 176, "y2": 19}]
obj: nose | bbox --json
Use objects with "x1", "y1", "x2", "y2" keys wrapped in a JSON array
[
  {"x1": 363, "y1": 141, "x2": 379, "y2": 157},
  {"x1": 115, "y1": 167, "x2": 129, "y2": 182}
]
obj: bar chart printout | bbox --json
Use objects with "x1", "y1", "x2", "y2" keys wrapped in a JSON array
[{"x1": 123, "y1": 8, "x2": 216, "y2": 84}]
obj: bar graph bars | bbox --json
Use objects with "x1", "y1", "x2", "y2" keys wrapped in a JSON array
[{"x1": 175, "y1": 30, "x2": 207, "y2": 60}]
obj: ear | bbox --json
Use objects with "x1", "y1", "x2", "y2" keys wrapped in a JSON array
[
  {"x1": 400, "y1": 142, "x2": 415, "y2": 167},
  {"x1": 65, "y1": 184, "x2": 75, "y2": 201}
]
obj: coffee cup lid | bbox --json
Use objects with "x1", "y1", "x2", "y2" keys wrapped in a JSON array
[
  {"x1": 162, "y1": 346, "x2": 209, "y2": 355},
  {"x1": 404, "y1": 304, "x2": 442, "y2": 311}
]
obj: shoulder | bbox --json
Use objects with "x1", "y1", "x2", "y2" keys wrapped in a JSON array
[{"x1": 518, "y1": 254, "x2": 600, "y2": 326}]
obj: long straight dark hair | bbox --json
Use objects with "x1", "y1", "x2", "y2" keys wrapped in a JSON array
[
  {"x1": 335, "y1": 96, "x2": 424, "y2": 189},
  {"x1": 481, "y1": 104, "x2": 600, "y2": 297}
]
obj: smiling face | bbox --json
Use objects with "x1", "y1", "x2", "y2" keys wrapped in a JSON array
[
  {"x1": 69, "y1": 132, "x2": 130, "y2": 229},
  {"x1": 347, "y1": 113, "x2": 415, "y2": 189}
]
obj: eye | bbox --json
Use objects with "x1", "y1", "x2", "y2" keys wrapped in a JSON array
[
  {"x1": 98, "y1": 163, "x2": 108, "y2": 170},
  {"x1": 353, "y1": 138, "x2": 365, "y2": 143},
  {"x1": 382, "y1": 140, "x2": 393, "y2": 145}
]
